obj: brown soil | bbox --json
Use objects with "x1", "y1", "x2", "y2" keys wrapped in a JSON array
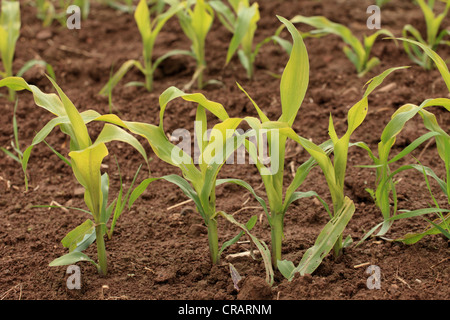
[{"x1": 0, "y1": 0, "x2": 449, "y2": 301}]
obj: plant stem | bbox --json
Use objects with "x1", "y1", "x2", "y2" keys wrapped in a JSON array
[
  {"x1": 333, "y1": 233, "x2": 343, "y2": 258},
  {"x1": 5, "y1": 65, "x2": 15, "y2": 102},
  {"x1": 8, "y1": 88, "x2": 15, "y2": 102},
  {"x1": 332, "y1": 195, "x2": 345, "y2": 258},
  {"x1": 145, "y1": 73, "x2": 153, "y2": 92},
  {"x1": 196, "y1": 57, "x2": 206, "y2": 89},
  {"x1": 270, "y1": 212, "x2": 283, "y2": 268},
  {"x1": 144, "y1": 56, "x2": 153, "y2": 92},
  {"x1": 246, "y1": 51, "x2": 254, "y2": 79},
  {"x1": 196, "y1": 45, "x2": 206, "y2": 89},
  {"x1": 197, "y1": 68, "x2": 203, "y2": 90},
  {"x1": 207, "y1": 217, "x2": 219, "y2": 264},
  {"x1": 95, "y1": 225, "x2": 108, "y2": 275},
  {"x1": 246, "y1": 61, "x2": 254, "y2": 80}
]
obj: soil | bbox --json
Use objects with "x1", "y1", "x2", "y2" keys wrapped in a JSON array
[{"x1": 0, "y1": 0, "x2": 449, "y2": 301}]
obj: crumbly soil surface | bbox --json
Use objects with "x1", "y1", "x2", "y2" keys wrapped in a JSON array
[{"x1": 0, "y1": 0, "x2": 449, "y2": 300}]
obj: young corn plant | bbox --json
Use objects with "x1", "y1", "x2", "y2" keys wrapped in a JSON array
[
  {"x1": 289, "y1": 15, "x2": 395, "y2": 77},
  {"x1": 217, "y1": 16, "x2": 403, "y2": 275},
  {"x1": 0, "y1": 0, "x2": 20, "y2": 102},
  {"x1": 210, "y1": 0, "x2": 291, "y2": 79},
  {"x1": 211, "y1": 0, "x2": 260, "y2": 79},
  {"x1": 35, "y1": 0, "x2": 90, "y2": 27},
  {"x1": 358, "y1": 40, "x2": 450, "y2": 244},
  {"x1": 119, "y1": 85, "x2": 273, "y2": 277},
  {"x1": 358, "y1": 101, "x2": 450, "y2": 244},
  {"x1": 392, "y1": 108, "x2": 450, "y2": 244},
  {"x1": 396, "y1": 37, "x2": 450, "y2": 240},
  {"x1": 357, "y1": 99, "x2": 446, "y2": 237},
  {"x1": 217, "y1": 17, "x2": 332, "y2": 269},
  {"x1": 0, "y1": 1, "x2": 55, "y2": 101},
  {"x1": 275, "y1": 66, "x2": 406, "y2": 280},
  {"x1": 175, "y1": 0, "x2": 214, "y2": 89},
  {"x1": 220, "y1": 17, "x2": 404, "y2": 276},
  {"x1": 354, "y1": 98, "x2": 443, "y2": 237},
  {"x1": 99, "y1": 0, "x2": 191, "y2": 96},
  {"x1": 35, "y1": 0, "x2": 56, "y2": 27},
  {"x1": 402, "y1": 0, "x2": 450, "y2": 70},
  {"x1": 0, "y1": 76, "x2": 149, "y2": 276}
]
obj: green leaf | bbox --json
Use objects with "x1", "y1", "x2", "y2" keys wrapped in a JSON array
[
  {"x1": 0, "y1": 1, "x2": 20, "y2": 77},
  {"x1": 277, "y1": 16, "x2": 309, "y2": 127},
  {"x1": 209, "y1": 0, "x2": 235, "y2": 32},
  {"x1": 286, "y1": 191, "x2": 332, "y2": 218},
  {"x1": 152, "y1": 49, "x2": 195, "y2": 73},
  {"x1": 0, "y1": 146, "x2": 20, "y2": 163},
  {"x1": 277, "y1": 259, "x2": 296, "y2": 280},
  {"x1": 397, "y1": 37, "x2": 450, "y2": 90},
  {"x1": 225, "y1": 3, "x2": 259, "y2": 65},
  {"x1": 134, "y1": 0, "x2": 152, "y2": 46},
  {"x1": 0, "y1": 76, "x2": 65, "y2": 116},
  {"x1": 358, "y1": 57, "x2": 380, "y2": 77},
  {"x1": 424, "y1": 217, "x2": 450, "y2": 240},
  {"x1": 284, "y1": 197, "x2": 355, "y2": 279},
  {"x1": 158, "y1": 86, "x2": 229, "y2": 132},
  {"x1": 16, "y1": 59, "x2": 55, "y2": 80},
  {"x1": 199, "y1": 118, "x2": 246, "y2": 205},
  {"x1": 237, "y1": 49, "x2": 252, "y2": 77},
  {"x1": 358, "y1": 207, "x2": 450, "y2": 245},
  {"x1": 397, "y1": 210, "x2": 450, "y2": 244},
  {"x1": 400, "y1": 164, "x2": 447, "y2": 197},
  {"x1": 364, "y1": 29, "x2": 396, "y2": 57},
  {"x1": 99, "y1": 173, "x2": 110, "y2": 232},
  {"x1": 69, "y1": 143, "x2": 109, "y2": 221},
  {"x1": 19, "y1": 110, "x2": 100, "y2": 184},
  {"x1": 61, "y1": 219, "x2": 95, "y2": 252},
  {"x1": 290, "y1": 15, "x2": 365, "y2": 71},
  {"x1": 43, "y1": 140, "x2": 71, "y2": 167},
  {"x1": 389, "y1": 132, "x2": 440, "y2": 164},
  {"x1": 46, "y1": 76, "x2": 91, "y2": 150},
  {"x1": 236, "y1": 82, "x2": 270, "y2": 123},
  {"x1": 0, "y1": 77, "x2": 109, "y2": 190},
  {"x1": 99, "y1": 60, "x2": 143, "y2": 96},
  {"x1": 296, "y1": 136, "x2": 338, "y2": 201},
  {"x1": 93, "y1": 123, "x2": 148, "y2": 165},
  {"x1": 49, "y1": 251, "x2": 97, "y2": 267},
  {"x1": 190, "y1": 0, "x2": 214, "y2": 46}
]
